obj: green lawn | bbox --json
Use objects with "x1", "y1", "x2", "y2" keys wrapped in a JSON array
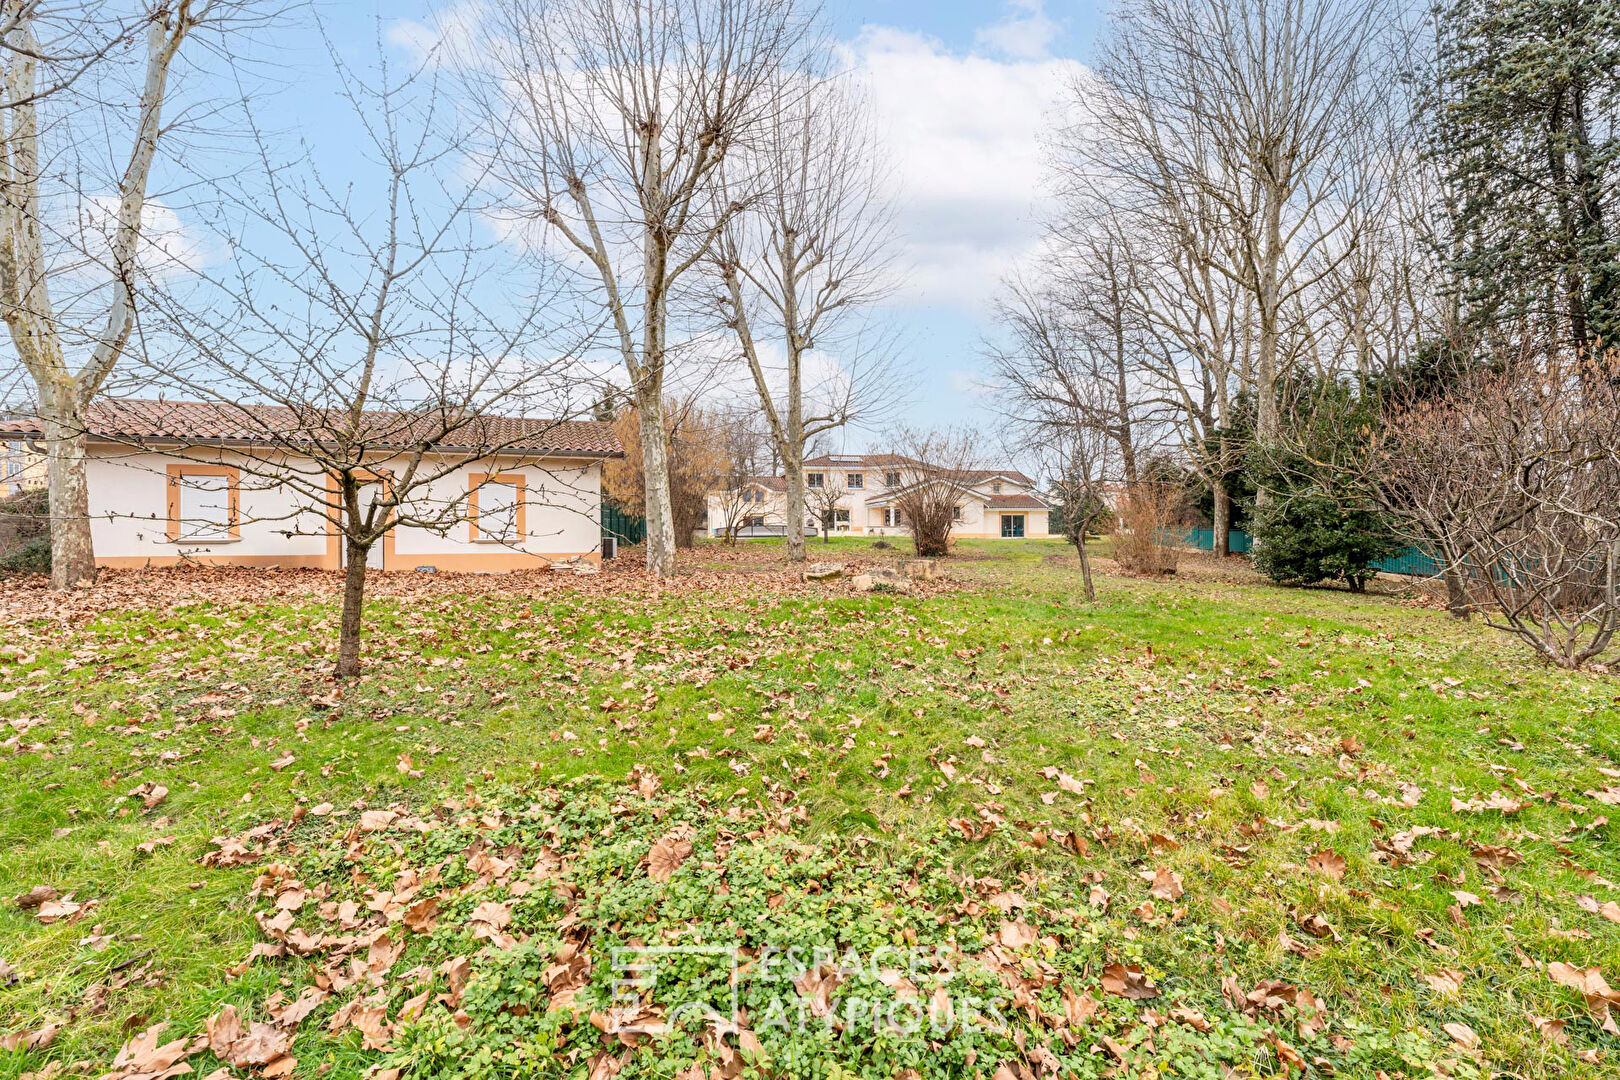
[{"x1": 2, "y1": 540, "x2": 1617, "y2": 1079}]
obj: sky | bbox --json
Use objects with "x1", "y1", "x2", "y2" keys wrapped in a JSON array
[{"x1": 82, "y1": 1, "x2": 1111, "y2": 456}]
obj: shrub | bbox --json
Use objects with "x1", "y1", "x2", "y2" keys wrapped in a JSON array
[
  {"x1": 0, "y1": 488, "x2": 49, "y2": 576},
  {"x1": 1112, "y1": 482, "x2": 1183, "y2": 576},
  {"x1": 1250, "y1": 494, "x2": 1399, "y2": 592}
]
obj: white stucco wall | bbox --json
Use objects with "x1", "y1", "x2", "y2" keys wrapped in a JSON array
[
  {"x1": 83, "y1": 442, "x2": 605, "y2": 569},
  {"x1": 391, "y1": 458, "x2": 601, "y2": 559},
  {"x1": 86, "y1": 448, "x2": 329, "y2": 563}
]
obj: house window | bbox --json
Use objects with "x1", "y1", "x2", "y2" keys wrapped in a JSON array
[
  {"x1": 806, "y1": 472, "x2": 825, "y2": 489},
  {"x1": 834, "y1": 509, "x2": 850, "y2": 523},
  {"x1": 952, "y1": 505, "x2": 962, "y2": 521},
  {"x1": 992, "y1": 481, "x2": 1003, "y2": 494},
  {"x1": 746, "y1": 515, "x2": 765, "y2": 528},
  {"x1": 883, "y1": 470, "x2": 900, "y2": 487},
  {"x1": 166, "y1": 465, "x2": 239, "y2": 543},
  {"x1": 471, "y1": 474, "x2": 525, "y2": 542},
  {"x1": 883, "y1": 507, "x2": 903, "y2": 527},
  {"x1": 846, "y1": 472, "x2": 864, "y2": 489}
]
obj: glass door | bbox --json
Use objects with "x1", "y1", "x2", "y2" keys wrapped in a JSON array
[{"x1": 1001, "y1": 514, "x2": 1025, "y2": 538}]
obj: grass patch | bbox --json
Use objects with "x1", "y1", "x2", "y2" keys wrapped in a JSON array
[{"x1": 2, "y1": 542, "x2": 1618, "y2": 1078}]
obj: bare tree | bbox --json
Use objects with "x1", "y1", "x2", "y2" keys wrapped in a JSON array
[
  {"x1": 1374, "y1": 342, "x2": 1620, "y2": 668},
  {"x1": 0, "y1": 4, "x2": 181, "y2": 109},
  {"x1": 709, "y1": 406, "x2": 769, "y2": 543},
  {"x1": 710, "y1": 476, "x2": 756, "y2": 545},
  {"x1": 989, "y1": 264, "x2": 1139, "y2": 599},
  {"x1": 712, "y1": 71, "x2": 899, "y2": 564},
  {"x1": 458, "y1": 0, "x2": 812, "y2": 579},
  {"x1": 885, "y1": 429, "x2": 980, "y2": 558},
  {"x1": 803, "y1": 471, "x2": 845, "y2": 544},
  {"x1": 1039, "y1": 427, "x2": 1117, "y2": 601},
  {"x1": 0, "y1": 0, "x2": 237, "y2": 588},
  {"x1": 1068, "y1": 0, "x2": 1392, "y2": 456},
  {"x1": 133, "y1": 44, "x2": 593, "y2": 677},
  {"x1": 989, "y1": 243, "x2": 1149, "y2": 487}
]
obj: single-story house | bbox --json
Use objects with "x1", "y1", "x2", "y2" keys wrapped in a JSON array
[{"x1": 0, "y1": 399, "x2": 623, "y2": 572}]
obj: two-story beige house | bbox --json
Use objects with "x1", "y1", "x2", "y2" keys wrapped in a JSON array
[
  {"x1": 708, "y1": 453, "x2": 1050, "y2": 540},
  {"x1": 1, "y1": 438, "x2": 46, "y2": 496}
]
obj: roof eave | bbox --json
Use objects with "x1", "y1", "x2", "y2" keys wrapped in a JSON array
[{"x1": 5, "y1": 428, "x2": 623, "y2": 459}]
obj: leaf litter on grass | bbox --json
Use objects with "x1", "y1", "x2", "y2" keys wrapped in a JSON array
[
  {"x1": 65, "y1": 775, "x2": 1350, "y2": 1080},
  {"x1": 5, "y1": 553, "x2": 1620, "y2": 1079}
]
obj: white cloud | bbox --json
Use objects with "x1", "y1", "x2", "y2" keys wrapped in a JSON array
[
  {"x1": 948, "y1": 368, "x2": 995, "y2": 399},
  {"x1": 846, "y1": 25, "x2": 1083, "y2": 312},
  {"x1": 975, "y1": 0, "x2": 1061, "y2": 61},
  {"x1": 388, "y1": 4, "x2": 1085, "y2": 323},
  {"x1": 73, "y1": 197, "x2": 215, "y2": 280},
  {"x1": 386, "y1": 1, "x2": 487, "y2": 66}
]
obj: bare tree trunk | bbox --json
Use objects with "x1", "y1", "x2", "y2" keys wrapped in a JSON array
[
  {"x1": 783, "y1": 288, "x2": 806, "y2": 563},
  {"x1": 1212, "y1": 484, "x2": 1231, "y2": 559},
  {"x1": 1441, "y1": 539, "x2": 1471, "y2": 620},
  {"x1": 335, "y1": 537, "x2": 369, "y2": 679},
  {"x1": 1255, "y1": 186, "x2": 1284, "y2": 450},
  {"x1": 1443, "y1": 566, "x2": 1471, "y2": 620},
  {"x1": 42, "y1": 393, "x2": 94, "y2": 587},
  {"x1": 784, "y1": 444, "x2": 805, "y2": 562},
  {"x1": 1075, "y1": 532, "x2": 1096, "y2": 600},
  {"x1": 635, "y1": 386, "x2": 677, "y2": 576}
]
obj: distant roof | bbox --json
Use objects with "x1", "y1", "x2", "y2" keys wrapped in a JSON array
[
  {"x1": 0, "y1": 398, "x2": 623, "y2": 457},
  {"x1": 802, "y1": 454, "x2": 923, "y2": 469},
  {"x1": 745, "y1": 475, "x2": 786, "y2": 492},
  {"x1": 799, "y1": 456, "x2": 1034, "y2": 486},
  {"x1": 963, "y1": 469, "x2": 1037, "y2": 487},
  {"x1": 985, "y1": 493, "x2": 1050, "y2": 510},
  {"x1": 873, "y1": 469, "x2": 1048, "y2": 505}
]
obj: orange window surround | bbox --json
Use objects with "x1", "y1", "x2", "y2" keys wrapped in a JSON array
[
  {"x1": 165, "y1": 464, "x2": 241, "y2": 542},
  {"x1": 468, "y1": 473, "x2": 526, "y2": 541}
]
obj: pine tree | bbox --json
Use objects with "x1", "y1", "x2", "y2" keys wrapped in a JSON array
[{"x1": 1428, "y1": 0, "x2": 1620, "y2": 351}]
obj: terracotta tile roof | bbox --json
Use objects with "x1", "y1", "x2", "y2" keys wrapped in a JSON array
[
  {"x1": 745, "y1": 475, "x2": 787, "y2": 492},
  {"x1": 0, "y1": 398, "x2": 623, "y2": 457},
  {"x1": 985, "y1": 493, "x2": 1050, "y2": 510}
]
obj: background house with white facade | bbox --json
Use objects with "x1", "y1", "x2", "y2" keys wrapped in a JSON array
[
  {"x1": 0, "y1": 400, "x2": 622, "y2": 571},
  {"x1": 1, "y1": 439, "x2": 46, "y2": 496},
  {"x1": 708, "y1": 453, "x2": 1051, "y2": 540}
]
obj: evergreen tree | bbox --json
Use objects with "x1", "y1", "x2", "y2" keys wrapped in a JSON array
[
  {"x1": 1249, "y1": 378, "x2": 1402, "y2": 592},
  {"x1": 1428, "y1": 0, "x2": 1620, "y2": 352}
]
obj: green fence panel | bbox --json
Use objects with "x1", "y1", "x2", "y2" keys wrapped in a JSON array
[
  {"x1": 1182, "y1": 526, "x2": 1435, "y2": 574},
  {"x1": 1182, "y1": 527, "x2": 1253, "y2": 554},
  {"x1": 601, "y1": 503, "x2": 646, "y2": 545},
  {"x1": 1368, "y1": 548, "x2": 1441, "y2": 577}
]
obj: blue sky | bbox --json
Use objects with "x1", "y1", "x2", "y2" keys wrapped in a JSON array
[{"x1": 153, "y1": 1, "x2": 1107, "y2": 451}]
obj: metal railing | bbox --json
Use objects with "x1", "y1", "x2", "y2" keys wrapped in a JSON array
[{"x1": 601, "y1": 503, "x2": 646, "y2": 545}]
